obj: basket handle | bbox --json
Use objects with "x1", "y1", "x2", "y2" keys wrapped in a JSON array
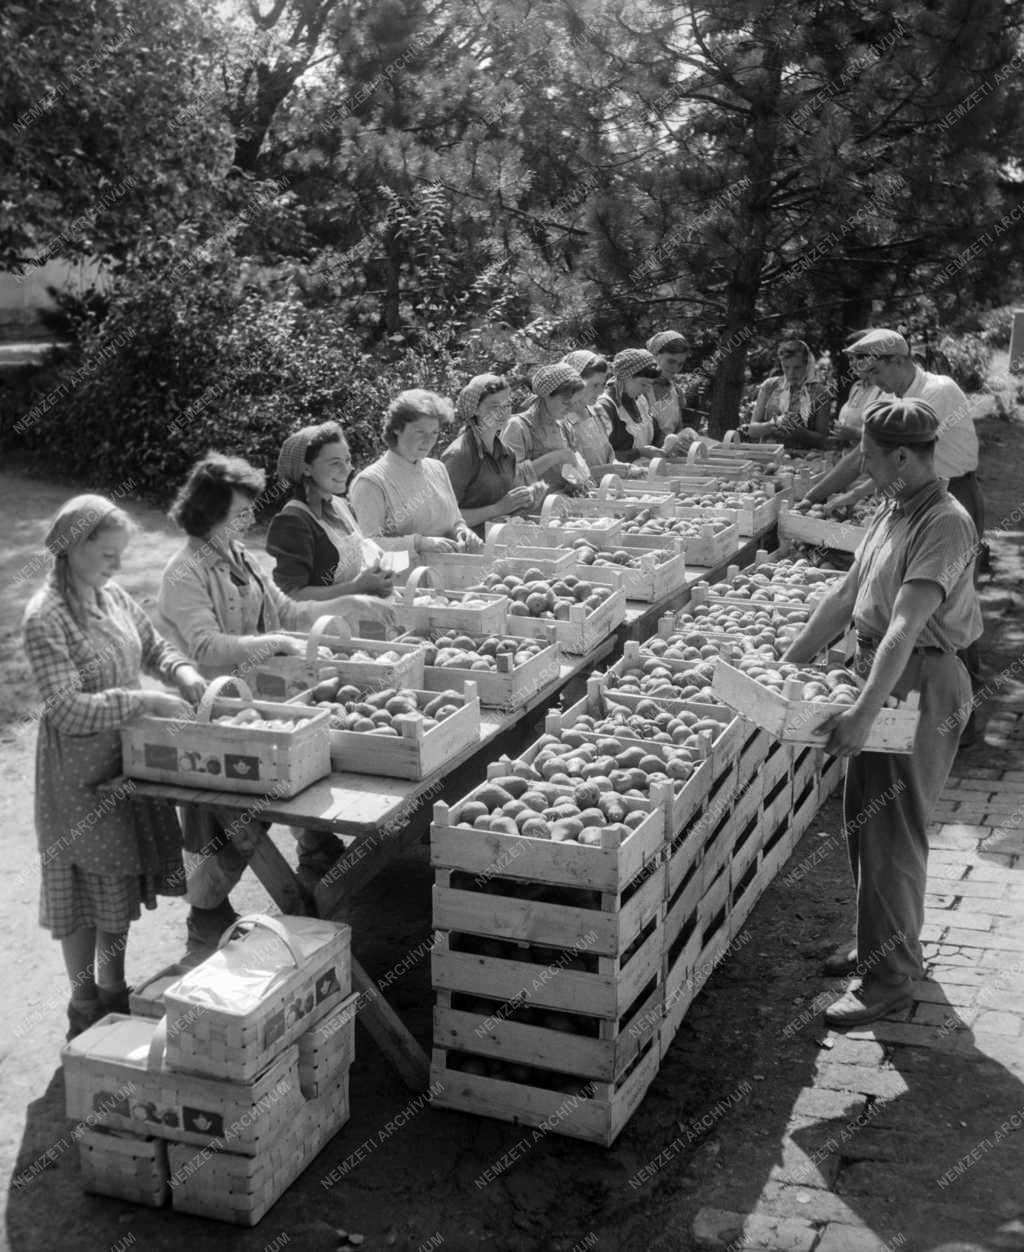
[
  {"x1": 305, "y1": 614, "x2": 352, "y2": 666},
  {"x1": 147, "y1": 1016, "x2": 168, "y2": 1073},
  {"x1": 686, "y1": 440, "x2": 708, "y2": 464},
  {"x1": 217, "y1": 913, "x2": 303, "y2": 967},
  {"x1": 722, "y1": 429, "x2": 739, "y2": 444},
  {"x1": 196, "y1": 675, "x2": 254, "y2": 724},
  {"x1": 403, "y1": 564, "x2": 437, "y2": 606},
  {"x1": 483, "y1": 524, "x2": 508, "y2": 557},
  {"x1": 539, "y1": 494, "x2": 569, "y2": 523},
  {"x1": 647, "y1": 457, "x2": 666, "y2": 479},
  {"x1": 597, "y1": 473, "x2": 625, "y2": 500}
]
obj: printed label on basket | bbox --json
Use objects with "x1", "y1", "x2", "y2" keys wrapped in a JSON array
[
  {"x1": 182, "y1": 1107, "x2": 224, "y2": 1138},
  {"x1": 224, "y1": 753, "x2": 261, "y2": 781},
  {"x1": 262, "y1": 965, "x2": 343, "y2": 1050},
  {"x1": 143, "y1": 743, "x2": 178, "y2": 771}
]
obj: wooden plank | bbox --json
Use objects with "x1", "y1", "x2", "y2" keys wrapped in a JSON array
[{"x1": 351, "y1": 957, "x2": 430, "y2": 1092}]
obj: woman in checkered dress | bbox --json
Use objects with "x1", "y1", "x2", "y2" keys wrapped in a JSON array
[{"x1": 22, "y1": 495, "x2": 206, "y2": 1039}]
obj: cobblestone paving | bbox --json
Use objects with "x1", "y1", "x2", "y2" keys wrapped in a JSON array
[{"x1": 691, "y1": 710, "x2": 1024, "y2": 1252}]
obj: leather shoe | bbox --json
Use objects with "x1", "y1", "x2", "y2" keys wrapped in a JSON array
[
  {"x1": 825, "y1": 980, "x2": 912, "y2": 1028},
  {"x1": 823, "y1": 944, "x2": 858, "y2": 976}
]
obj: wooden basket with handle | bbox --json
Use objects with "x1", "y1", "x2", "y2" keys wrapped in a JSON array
[
  {"x1": 162, "y1": 913, "x2": 352, "y2": 1082},
  {"x1": 247, "y1": 614, "x2": 426, "y2": 699},
  {"x1": 120, "y1": 675, "x2": 331, "y2": 797}
]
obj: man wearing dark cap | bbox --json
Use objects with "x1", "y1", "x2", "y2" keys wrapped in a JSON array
[
  {"x1": 800, "y1": 327, "x2": 984, "y2": 745},
  {"x1": 783, "y1": 397, "x2": 981, "y2": 1027}
]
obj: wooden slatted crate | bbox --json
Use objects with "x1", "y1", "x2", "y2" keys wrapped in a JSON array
[
  {"x1": 711, "y1": 659, "x2": 920, "y2": 753},
  {"x1": 485, "y1": 511, "x2": 625, "y2": 548},
  {"x1": 415, "y1": 544, "x2": 576, "y2": 591},
  {"x1": 397, "y1": 627, "x2": 562, "y2": 712},
  {"x1": 618, "y1": 515, "x2": 741, "y2": 569},
  {"x1": 395, "y1": 566, "x2": 510, "y2": 635},
  {"x1": 778, "y1": 501, "x2": 869, "y2": 554},
  {"x1": 247, "y1": 615, "x2": 427, "y2": 700},
  {"x1": 505, "y1": 584, "x2": 627, "y2": 655},
  {"x1": 569, "y1": 538, "x2": 688, "y2": 603},
  {"x1": 430, "y1": 1034, "x2": 661, "y2": 1147},
  {"x1": 288, "y1": 681, "x2": 481, "y2": 779}
]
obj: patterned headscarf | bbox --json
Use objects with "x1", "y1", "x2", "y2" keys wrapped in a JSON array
[
  {"x1": 531, "y1": 363, "x2": 584, "y2": 396},
  {"x1": 44, "y1": 494, "x2": 123, "y2": 558},
  {"x1": 277, "y1": 428, "x2": 319, "y2": 485},
  {"x1": 562, "y1": 350, "x2": 607, "y2": 377},
  {"x1": 775, "y1": 340, "x2": 819, "y2": 427},
  {"x1": 611, "y1": 348, "x2": 660, "y2": 382},
  {"x1": 455, "y1": 374, "x2": 509, "y2": 423},
  {"x1": 646, "y1": 331, "x2": 687, "y2": 356}
]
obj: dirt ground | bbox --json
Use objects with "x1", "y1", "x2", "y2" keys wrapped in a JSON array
[{"x1": 1, "y1": 378, "x2": 1022, "y2": 1252}]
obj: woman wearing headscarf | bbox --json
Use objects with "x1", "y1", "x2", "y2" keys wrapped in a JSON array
[
  {"x1": 266, "y1": 421, "x2": 394, "y2": 599},
  {"x1": 502, "y1": 363, "x2": 587, "y2": 491},
  {"x1": 155, "y1": 453, "x2": 395, "y2": 957},
  {"x1": 23, "y1": 494, "x2": 204, "y2": 1039},
  {"x1": 560, "y1": 351, "x2": 625, "y2": 477},
  {"x1": 747, "y1": 339, "x2": 831, "y2": 448},
  {"x1": 646, "y1": 330, "x2": 701, "y2": 450},
  {"x1": 441, "y1": 374, "x2": 539, "y2": 535},
  {"x1": 349, "y1": 389, "x2": 482, "y2": 554},
  {"x1": 832, "y1": 338, "x2": 882, "y2": 446},
  {"x1": 591, "y1": 348, "x2": 666, "y2": 462}
]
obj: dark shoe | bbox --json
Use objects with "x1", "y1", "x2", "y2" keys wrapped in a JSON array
[
  {"x1": 825, "y1": 980, "x2": 913, "y2": 1028},
  {"x1": 823, "y1": 944, "x2": 858, "y2": 977},
  {"x1": 297, "y1": 831, "x2": 346, "y2": 875},
  {"x1": 66, "y1": 997, "x2": 104, "y2": 1041},
  {"x1": 957, "y1": 714, "x2": 977, "y2": 750},
  {"x1": 184, "y1": 900, "x2": 240, "y2": 965}
]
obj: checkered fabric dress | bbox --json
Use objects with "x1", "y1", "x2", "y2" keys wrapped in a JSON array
[{"x1": 22, "y1": 580, "x2": 192, "y2": 937}]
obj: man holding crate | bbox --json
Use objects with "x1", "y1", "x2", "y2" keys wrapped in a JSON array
[{"x1": 783, "y1": 397, "x2": 981, "y2": 1027}]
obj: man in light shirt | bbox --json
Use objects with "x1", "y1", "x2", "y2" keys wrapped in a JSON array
[
  {"x1": 801, "y1": 328, "x2": 982, "y2": 534},
  {"x1": 800, "y1": 327, "x2": 984, "y2": 748}
]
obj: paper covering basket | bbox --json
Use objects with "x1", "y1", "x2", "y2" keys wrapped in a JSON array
[{"x1": 162, "y1": 914, "x2": 352, "y2": 1082}]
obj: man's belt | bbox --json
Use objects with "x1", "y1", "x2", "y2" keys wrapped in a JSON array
[{"x1": 856, "y1": 633, "x2": 947, "y2": 657}]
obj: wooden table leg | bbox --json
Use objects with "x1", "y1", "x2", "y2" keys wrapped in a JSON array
[
  {"x1": 351, "y1": 957, "x2": 431, "y2": 1093},
  {"x1": 232, "y1": 820, "x2": 431, "y2": 1093}
]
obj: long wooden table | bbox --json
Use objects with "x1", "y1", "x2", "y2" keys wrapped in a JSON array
[{"x1": 109, "y1": 528, "x2": 775, "y2": 1090}]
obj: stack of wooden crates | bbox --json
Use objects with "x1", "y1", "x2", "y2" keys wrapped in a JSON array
[
  {"x1": 427, "y1": 558, "x2": 847, "y2": 1144},
  {"x1": 62, "y1": 916, "x2": 357, "y2": 1226}
]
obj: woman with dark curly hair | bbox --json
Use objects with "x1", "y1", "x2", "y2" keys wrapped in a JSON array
[{"x1": 155, "y1": 452, "x2": 395, "y2": 958}]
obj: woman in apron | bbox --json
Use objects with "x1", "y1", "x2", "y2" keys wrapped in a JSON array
[
  {"x1": 23, "y1": 494, "x2": 205, "y2": 1038},
  {"x1": 591, "y1": 348, "x2": 665, "y2": 462},
  {"x1": 267, "y1": 422, "x2": 394, "y2": 599}
]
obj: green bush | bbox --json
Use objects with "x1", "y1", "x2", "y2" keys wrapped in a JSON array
[
  {"x1": 937, "y1": 332, "x2": 992, "y2": 392},
  {"x1": 977, "y1": 305, "x2": 1017, "y2": 350},
  {"x1": 8, "y1": 241, "x2": 468, "y2": 506}
]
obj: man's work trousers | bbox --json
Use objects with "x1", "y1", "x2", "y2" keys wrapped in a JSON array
[{"x1": 844, "y1": 651, "x2": 971, "y2": 985}]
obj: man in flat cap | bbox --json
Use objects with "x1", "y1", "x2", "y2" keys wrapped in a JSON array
[
  {"x1": 805, "y1": 329, "x2": 981, "y2": 534},
  {"x1": 783, "y1": 397, "x2": 982, "y2": 1026},
  {"x1": 799, "y1": 326, "x2": 984, "y2": 744}
]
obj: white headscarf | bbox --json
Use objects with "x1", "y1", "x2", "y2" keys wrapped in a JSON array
[{"x1": 774, "y1": 341, "x2": 818, "y2": 428}]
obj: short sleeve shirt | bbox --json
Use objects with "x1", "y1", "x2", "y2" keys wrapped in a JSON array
[
  {"x1": 901, "y1": 366, "x2": 978, "y2": 478},
  {"x1": 851, "y1": 480, "x2": 982, "y2": 651},
  {"x1": 441, "y1": 425, "x2": 518, "y2": 510}
]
